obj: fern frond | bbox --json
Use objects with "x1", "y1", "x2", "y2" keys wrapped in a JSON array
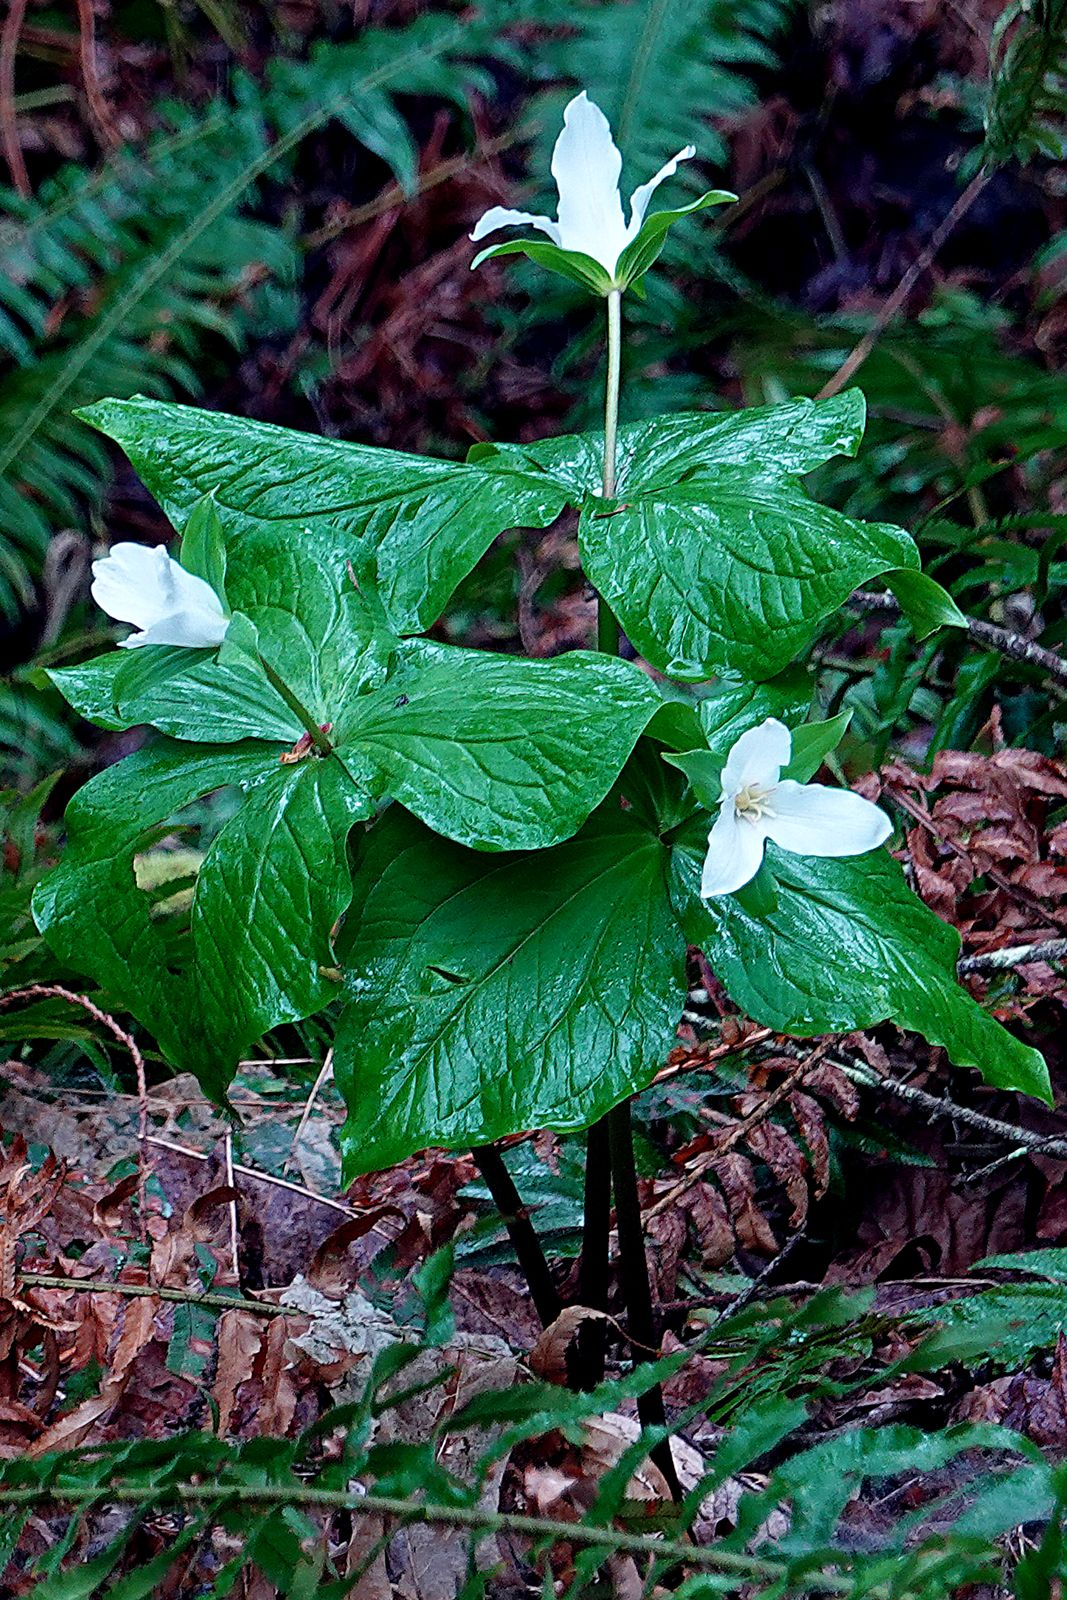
[
  {"x1": 531, "y1": 0, "x2": 792, "y2": 177},
  {"x1": 984, "y1": 0, "x2": 1067, "y2": 166},
  {"x1": 0, "y1": 10, "x2": 497, "y2": 620}
]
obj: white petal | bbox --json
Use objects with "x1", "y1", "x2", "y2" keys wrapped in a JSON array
[
  {"x1": 762, "y1": 780, "x2": 893, "y2": 860},
  {"x1": 91, "y1": 542, "x2": 228, "y2": 649},
  {"x1": 118, "y1": 610, "x2": 230, "y2": 650},
  {"x1": 720, "y1": 717, "x2": 792, "y2": 799},
  {"x1": 469, "y1": 205, "x2": 562, "y2": 247},
  {"x1": 627, "y1": 144, "x2": 696, "y2": 236},
  {"x1": 550, "y1": 92, "x2": 629, "y2": 272},
  {"x1": 700, "y1": 806, "x2": 768, "y2": 898}
]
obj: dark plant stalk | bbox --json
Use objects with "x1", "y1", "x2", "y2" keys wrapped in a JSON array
[
  {"x1": 576, "y1": 1115, "x2": 612, "y2": 1385},
  {"x1": 471, "y1": 1144, "x2": 562, "y2": 1328},
  {"x1": 607, "y1": 1099, "x2": 682, "y2": 1501}
]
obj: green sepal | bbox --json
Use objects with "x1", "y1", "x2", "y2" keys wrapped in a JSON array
[
  {"x1": 662, "y1": 747, "x2": 725, "y2": 809},
  {"x1": 614, "y1": 188, "x2": 736, "y2": 289},
  {"x1": 470, "y1": 239, "x2": 614, "y2": 296},
  {"x1": 782, "y1": 711, "x2": 853, "y2": 784},
  {"x1": 179, "y1": 492, "x2": 229, "y2": 607}
]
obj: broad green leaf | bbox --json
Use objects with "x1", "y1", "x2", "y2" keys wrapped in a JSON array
[
  {"x1": 481, "y1": 391, "x2": 869, "y2": 497},
  {"x1": 32, "y1": 740, "x2": 369, "y2": 1097},
  {"x1": 334, "y1": 802, "x2": 686, "y2": 1175},
  {"x1": 78, "y1": 397, "x2": 571, "y2": 635},
  {"x1": 673, "y1": 838, "x2": 1050, "y2": 1102},
  {"x1": 579, "y1": 481, "x2": 917, "y2": 681},
  {"x1": 335, "y1": 640, "x2": 660, "y2": 850},
  {"x1": 52, "y1": 541, "x2": 660, "y2": 853},
  {"x1": 479, "y1": 391, "x2": 941, "y2": 680}
]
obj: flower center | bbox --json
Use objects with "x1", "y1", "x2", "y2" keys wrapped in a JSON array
[{"x1": 734, "y1": 783, "x2": 775, "y2": 823}]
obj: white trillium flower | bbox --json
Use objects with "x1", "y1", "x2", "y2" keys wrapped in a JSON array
[
  {"x1": 700, "y1": 717, "x2": 893, "y2": 900},
  {"x1": 90, "y1": 542, "x2": 229, "y2": 650},
  {"x1": 470, "y1": 91, "x2": 696, "y2": 282}
]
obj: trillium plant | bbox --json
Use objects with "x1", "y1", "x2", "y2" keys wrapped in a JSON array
[{"x1": 36, "y1": 90, "x2": 1049, "y2": 1408}]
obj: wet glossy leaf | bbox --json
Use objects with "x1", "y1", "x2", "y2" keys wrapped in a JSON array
[
  {"x1": 33, "y1": 740, "x2": 368, "y2": 1097},
  {"x1": 335, "y1": 803, "x2": 686, "y2": 1174},
  {"x1": 79, "y1": 397, "x2": 571, "y2": 634},
  {"x1": 673, "y1": 836, "x2": 1051, "y2": 1102}
]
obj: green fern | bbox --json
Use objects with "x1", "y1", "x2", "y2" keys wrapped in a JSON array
[
  {"x1": 0, "y1": 7, "x2": 512, "y2": 622},
  {"x1": 984, "y1": 0, "x2": 1067, "y2": 166}
]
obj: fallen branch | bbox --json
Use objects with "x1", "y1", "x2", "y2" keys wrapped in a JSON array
[
  {"x1": 849, "y1": 589, "x2": 1067, "y2": 690},
  {"x1": 957, "y1": 938, "x2": 1067, "y2": 975},
  {"x1": 19, "y1": 1273, "x2": 285, "y2": 1318}
]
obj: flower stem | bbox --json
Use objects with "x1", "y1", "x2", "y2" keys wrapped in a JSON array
[
  {"x1": 257, "y1": 656, "x2": 334, "y2": 755},
  {"x1": 471, "y1": 1144, "x2": 562, "y2": 1329},
  {"x1": 577, "y1": 288, "x2": 628, "y2": 1382},
  {"x1": 608, "y1": 1099, "x2": 682, "y2": 1501},
  {"x1": 602, "y1": 288, "x2": 622, "y2": 498}
]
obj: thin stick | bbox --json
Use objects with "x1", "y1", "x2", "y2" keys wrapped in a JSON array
[
  {"x1": 836, "y1": 1054, "x2": 1067, "y2": 1162},
  {"x1": 283, "y1": 1049, "x2": 334, "y2": 1178},
  {"x1": 223, "y1": 1132, "x2": 241, "y2": 1287},
  {"x1": 607, "y1": 1100, "x2": 682, "y2": 1502},
  {"x1": 470, "y1": 1144, "x2": 562, "y2": 1328},
  {"x1": 146, "y1": 1135, "x2": 359, "y2": 1218},
  {"x1": 817, "y1": 168, "x2": 991, "y2": 400},
  {"x1": 20, "y1": 1272, "x2": 284, "y2": 1317},
  {"x1": 0, "y1": 1482, "x2": 856, "y2": 1588},
  {"x1": 849, "y1": 588, "x2": 1067, "y2": 690},
  {"x1": 958, "y1": 938, "x2": 1067, "y2": 975}
]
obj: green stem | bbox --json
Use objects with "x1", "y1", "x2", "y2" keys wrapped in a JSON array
[
  {"x1": 602, "y1": 287, "x2": 622, "y2": 498},
  {"x1": 258, "y1": 656, "x2": 334, "y2": 755},
  {"x1": 0, "y1": 1483, "x2": 856, "y2": 1587},
  {"x1": 579, "y1": 288, "x2": 627, "y2": 1377}
]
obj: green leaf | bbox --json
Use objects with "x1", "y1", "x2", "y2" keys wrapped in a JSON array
[
  {"x1": 335, "y1": 641, "x2": 660, "y2": 850},
  {"x1": 179, "y1": 492, "x2": 228, "y2": 604},
  {"x1": 580, "y1": 481, "x2": 917, "y2": 681},
  {"x1": 55, "y1": 550, "x2": 661, "y2": 852},
  {"x1": 77, "y1": 397, "x2": 571, "y2": 635},
  {"x1": 673, "y1": 840, "x2": 1051, "y2": 1102},
  {"x1": 883, "y1": 567, "x2": 967, "y2": 636},
  {"x1": 32, "y1": 740, "x2": 369, "y2": 1096},
  {"x1": 481, "y1": 390, "x2": 929, "y2": 680},
  {"x1": 335, "y1": 802, "x2": 686, "y2": 1175}
]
